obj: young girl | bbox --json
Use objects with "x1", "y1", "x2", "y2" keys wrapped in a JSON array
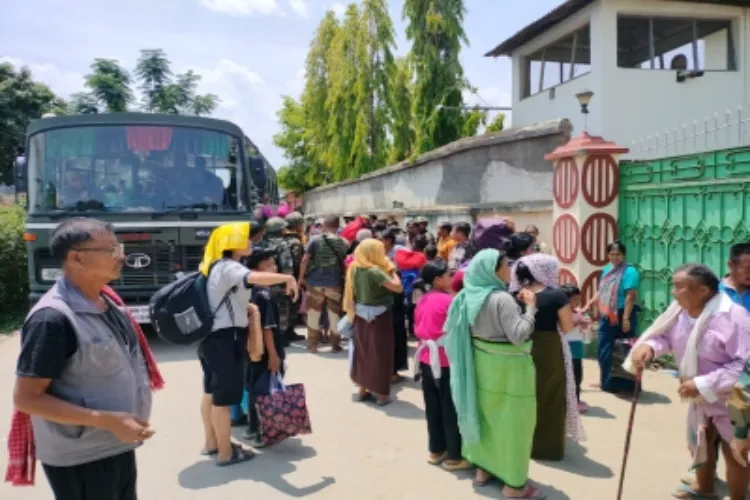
[
  {"x1": 413, "y1": 260, "x2": 470, "y2": 471},
  {"x1": 561, "y1": 284, "x2": 591, "y2": 413}
]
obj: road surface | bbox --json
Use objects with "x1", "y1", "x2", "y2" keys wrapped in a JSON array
[{"x1": 0, "y1": 331, "x2": 730, "y2": 499}]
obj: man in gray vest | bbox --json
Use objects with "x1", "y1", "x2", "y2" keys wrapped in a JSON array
[{"x1": 13, "y1": 217, "x2": 154, "y2": 499}]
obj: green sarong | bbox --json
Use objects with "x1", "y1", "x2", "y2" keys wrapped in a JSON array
[{"x1": 463, "y1": 338, "x2": 536, "y2": 489}]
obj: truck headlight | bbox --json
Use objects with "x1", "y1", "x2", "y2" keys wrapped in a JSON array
[{"x1": 41, "y1": 268, "x2": 63, "y2": 282}]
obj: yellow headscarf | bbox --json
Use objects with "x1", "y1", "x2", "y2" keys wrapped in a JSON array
[
  {"x1": 343, "y1": 238, "x2": 396, "y2": 322},
  {"x1": 199, "y1": 222, "x2": 251, "y2": 275}
]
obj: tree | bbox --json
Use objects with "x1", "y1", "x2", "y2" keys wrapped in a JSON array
[
  {"x1": 274, "y1": 96, "x2": 324, "y2": 193},
  {"x1": 485, "y1": 113, "x2": 505, "y2": 133},
  {"x1": 351, "y1": 0, "x2": 396, "y2": 176},
  {"x1": 85, "y1": 58, "x2": 134, "y2": 112},
  {"x1": 325, "y1": 4, "x2": 362, "y2": 181},
  {"x1": 69, "y1": 92, "x2": 100, "y2": 114},
  {"x1": 0, "y1": 63, "x2": 60, "y2": 184},
  {"x1": 191, "y1": 93, "x2": 220, "y2": 116},
  {"x1": 135, "y1": 49, "x2": 172, "y2": 112},
  {"x1": 388, "y1": 57, "x2": 415, "y2": 163},
  {"x1": 403, "y1": 0, "x2": 472, "y2": 153}
]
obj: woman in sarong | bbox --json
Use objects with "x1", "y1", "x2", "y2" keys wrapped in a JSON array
[
  {"x1": 510, "y1": 253, "x2": 584, "y2": 461},
  {"x1": 345, "y1": 239, "x2": 403, "y2": 406},
  {"x1": 444, "y1": 249, "x2": 542, "y2": 498},
  {"x1": 628, "y1": 264, "x2": 750, "y2": 499},
  {"x1": 584, "y1": 241, "x2": 640, "y2": 395}
]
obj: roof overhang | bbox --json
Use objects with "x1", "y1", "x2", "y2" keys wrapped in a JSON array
[{"x1": 485, "y1": 0, "x2": 750, "y2": 58}]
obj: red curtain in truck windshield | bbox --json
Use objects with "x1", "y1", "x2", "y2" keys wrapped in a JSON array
[{"x1": 125, "y1": 127, "x2": 173, "y2": 153}]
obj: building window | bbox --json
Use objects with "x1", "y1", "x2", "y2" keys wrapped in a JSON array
[
  {"x1": 522, "y1": 24, "x2": 591, "y2": 98},
  {"x1": 617, "y1": 15, "x2": 736, "y2": 71}
]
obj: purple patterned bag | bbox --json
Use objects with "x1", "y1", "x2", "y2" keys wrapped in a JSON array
[{"x1": 255, "y1": 376, "x2": 312, "y2": 446}]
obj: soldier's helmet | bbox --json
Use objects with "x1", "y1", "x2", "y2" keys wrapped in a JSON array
[
  {"x1": 266, "y1": 216, "x2": 287, "y2": 234},
  {"x1": 285, "y1": 211, "x2": 304, "y2": 227}
]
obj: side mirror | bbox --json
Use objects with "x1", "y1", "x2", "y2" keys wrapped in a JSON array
[{"x1": 14, "y1": 156, "x2": 27, "y2": 193}]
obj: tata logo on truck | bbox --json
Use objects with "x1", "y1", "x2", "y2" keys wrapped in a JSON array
[{"x1": 125, "y1": 253, "x2": 152, "y2": 269}]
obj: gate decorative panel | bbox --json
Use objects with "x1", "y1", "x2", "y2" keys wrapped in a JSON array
[{"x1": 619, "y1": 147, "x2": 750, "y2": 328}]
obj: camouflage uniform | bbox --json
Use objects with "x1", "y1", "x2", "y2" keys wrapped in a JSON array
[
  {"x1": 284, "y1": 212, "x2": 306, "y2": 334},
  {"x1": 263, "y1": 217, "x2": 295, "y2": 334}
]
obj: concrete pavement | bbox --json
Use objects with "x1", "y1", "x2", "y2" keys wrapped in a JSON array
[{"x1": 0, "y1": 332, "x2": 727, "y2": 499}]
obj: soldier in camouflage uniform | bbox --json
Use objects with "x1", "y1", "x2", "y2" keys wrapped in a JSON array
[
  {"x1": 263, "y1": 217, "x2": 296, "y2": 345},
  {"x1": 729, "y1": 360, "x2": 750, "y2": 467},
  {"x1": 284, "y1": 212, "x2": 306, "y2": 342}
]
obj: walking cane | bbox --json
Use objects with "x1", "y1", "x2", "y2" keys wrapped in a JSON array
[{"x1": 616, "y1": 368, "x2": 643, "y2": 500}]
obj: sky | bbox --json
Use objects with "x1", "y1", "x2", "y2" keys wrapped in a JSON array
[{"x1": 1, "y1": 0, "x2": 563, "y2": 169}]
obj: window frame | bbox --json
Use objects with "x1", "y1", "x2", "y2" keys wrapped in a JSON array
[
  {"x1": 615, "y1": 14, "x2": 737, "y2": 72},
  {"x1": 521, "y1": 22, "x2": 592, "y2": 99}
]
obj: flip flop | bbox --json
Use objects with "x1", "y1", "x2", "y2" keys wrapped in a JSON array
[
  {"x1": 376, "y1": 397, "x2": 393, "y2": 407},
  {"x1": 501, "y1": 485, "x2": 546, "y2": 499},
  {"x1": 671, "y1": 484, "x2": 718, "y2": 498},
  {"x1": 216, "y1": 446, "x2": 255, "y2": 467},
  {"x1": 473, "y1": 472, "x2": 491, "y2": 487},
  {"x1": 427, "y1": 452, "x2": 447, "y2": 465},
  {"x1": 442, "y1": 459, "x2": 473, "y2": 471}
]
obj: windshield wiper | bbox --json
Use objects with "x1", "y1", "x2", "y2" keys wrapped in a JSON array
[{"x1": 152, "y1": 203, "x2": 211, "y2": 217}]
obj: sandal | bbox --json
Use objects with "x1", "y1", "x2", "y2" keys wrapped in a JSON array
[
  {"x1": 216, "y1": 446, "x2": 255, "y2": 467},
  {"x1": 427, "y1": 452, "x2": 447, "y2": 465},
  {"x1": 442, "y1": 459, "x2": 472, "y2": 471},
  {"x1": 502, "y1": 485, "x2": 546, "y2": 499},
  {"x1": 473, "y1": 470, "x2": 491, "y2": 487},
  {"x1": 201, "y1": 443, "x2": 240, "y2": 456},
  {"x1": 671, "y1": 484, "x2": 718, "y2": 498},
  {"x1": 376, "y1": 397, "x2": 393, "y2": 407}
]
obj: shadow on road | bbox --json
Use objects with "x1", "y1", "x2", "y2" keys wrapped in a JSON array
[
  {"x1": 582, "y1": 405, "x2": 616, "y2": 419},
  {"x1": 634, "y1": 390, "x2": 672, "y2": 405},
  {"x1": 448, "y1": 469, "x2": 572, "y2": 499},
  {"x1": 537, "y1": 441, "x2": 614, "y2": 479},
  {"x1": 177, "y1": 437, "x2": 335, "y2": 496},
  {"x1": 148, "y1": 336, "x2": 199, "y2": 364}
]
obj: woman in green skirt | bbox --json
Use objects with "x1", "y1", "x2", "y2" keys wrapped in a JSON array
[{"x1": 444, "y1": 249, "x2": 542, "y2": 498}]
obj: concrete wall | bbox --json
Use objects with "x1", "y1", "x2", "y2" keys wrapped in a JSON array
[{"x1": 303, "y1": 119, "x2": 572, "y2": 229}]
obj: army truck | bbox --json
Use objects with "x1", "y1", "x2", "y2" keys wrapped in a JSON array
[{"x1": 15, "y1": 112, "x2": 273, "y2": 323}]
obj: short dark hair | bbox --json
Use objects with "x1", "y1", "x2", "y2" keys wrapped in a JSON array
[
  {"x1": 382, "y1": 227, "x2": 399, "y2": 244},
  {"x1": 607, "y1": 241, "x2": 627, "y2": 255},
  {"x1": 730, "y1": 243, "x2": 750, "y2": 262},
  {"x1": 454, "y1": 222, "x2": 471, "y2": 238},
  {"x1": 50, "y1": 218, "x2": 114, "y2": 263},
  {"x1": 674, "y1": 263, "x2": 720, "y2": 293},
  {"x1": 439, "y1": 222, "x2": 453, "y2": 232},
  {"x1": 414, "y1": 259, "x2": 449, "y2": 292},
  {"x1": 561, "y1": 284, "x2": 581, "y2": 298},
  {"x1": 324, "y1": 215, "x2": 340, "y2": 230},
  {"x1": 504, "y1": 232, "x2": 535, "y2": 260}
]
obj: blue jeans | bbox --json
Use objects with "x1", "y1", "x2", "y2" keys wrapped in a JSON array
[{"x1": 598, "y1": 308, "x2": 638, "y2": 393}]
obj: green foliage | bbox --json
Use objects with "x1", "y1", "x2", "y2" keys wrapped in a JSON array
[
  {"x1": 275, "y1": 0, "x2": 483, "y2": 194},
  {"x1": 485, "y1": 113, "x2": 505, "y2": 133},
  {"x1": 0, "y1": 63, "x2": 60, "y2": 184},
  {"x1": 0, "y1": 205, "x2": 28, "y2": 323},
  {"x1": 85, "y1": 58, "x2": 134, "y2": 112}
]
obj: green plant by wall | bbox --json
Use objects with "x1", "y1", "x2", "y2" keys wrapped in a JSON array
[{"x1": 0, "y1": 205, "x2": 28, "y2": 323}]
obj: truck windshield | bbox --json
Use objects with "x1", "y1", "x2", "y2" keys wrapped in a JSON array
[{"x1": 26, "y1": 125, "x2": 248, "y2": 214}]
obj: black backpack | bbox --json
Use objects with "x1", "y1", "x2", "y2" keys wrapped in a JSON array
[{"x1": 149, "y1": 261, "x2": 234, "y2": 345}]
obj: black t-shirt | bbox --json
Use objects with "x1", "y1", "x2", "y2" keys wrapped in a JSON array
[
  {"x1": 251, "y1": 287, "x2": 285, "y2": 361},
  {"x1": 16, "y1": 306, "x2": 137, "y2": 380},
  {"x1": 529, "y1": 288, "x2": 569, "y2": 331}
]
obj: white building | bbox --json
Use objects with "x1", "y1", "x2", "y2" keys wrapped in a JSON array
[{"x1": 486, "y1": 0, "x2": 750, "y2": 157}]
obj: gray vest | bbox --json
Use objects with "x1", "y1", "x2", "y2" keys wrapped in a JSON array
[{"x1": 28, "y1": 279, "x2": 153, "y2": 467}]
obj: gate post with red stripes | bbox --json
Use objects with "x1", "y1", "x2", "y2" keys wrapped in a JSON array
[{"x1": 545, "y1": 132, "x2": 629, "y2": 305}]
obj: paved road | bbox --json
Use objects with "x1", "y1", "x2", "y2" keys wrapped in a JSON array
[{"x1": 0, "y1": 331, "x2": 728, "y2": 499}]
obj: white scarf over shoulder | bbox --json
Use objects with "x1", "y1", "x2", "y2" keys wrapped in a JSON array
[{"x1": 623, "y1": 293, "x2": 724, "y2": 379}]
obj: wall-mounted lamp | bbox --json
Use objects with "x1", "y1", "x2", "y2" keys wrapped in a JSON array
[{"x1": 575, "y1": 90, "x2": 594, "y2": 132}]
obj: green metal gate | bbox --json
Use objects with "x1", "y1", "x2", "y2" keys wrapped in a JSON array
[{"x1": 619, "y1": 146, "x2": 750, "y2": 329}]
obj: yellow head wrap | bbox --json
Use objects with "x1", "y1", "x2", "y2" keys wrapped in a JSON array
[
  {"x1": 343, "y1": 238, "x2": 396, "y2": 322},
  {"x1": 199, "y1": 222, "x2": 251, "y2": 275}
]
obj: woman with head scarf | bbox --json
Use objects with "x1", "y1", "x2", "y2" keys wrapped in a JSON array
[
  {"x1": 345, "y1": 239, "x2": 403, "y2": 406},
  {"x1": 444, "y1": 249, "x2": 540, "y2": 497},
  {"x1": 510, "y1": 253, "x2": 584, "y2": 461},
  {"x1": 198, "y1": 222, "x2": 299, "y2": 466}
]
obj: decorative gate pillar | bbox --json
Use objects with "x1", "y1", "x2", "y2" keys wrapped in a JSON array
[{"x1": 545, "y1": 132, "x2": 629, "y2": 305}]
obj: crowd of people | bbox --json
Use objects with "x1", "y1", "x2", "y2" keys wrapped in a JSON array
[{"x1": 8, "y1": 211, "x2": 750, "y2": 499}]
